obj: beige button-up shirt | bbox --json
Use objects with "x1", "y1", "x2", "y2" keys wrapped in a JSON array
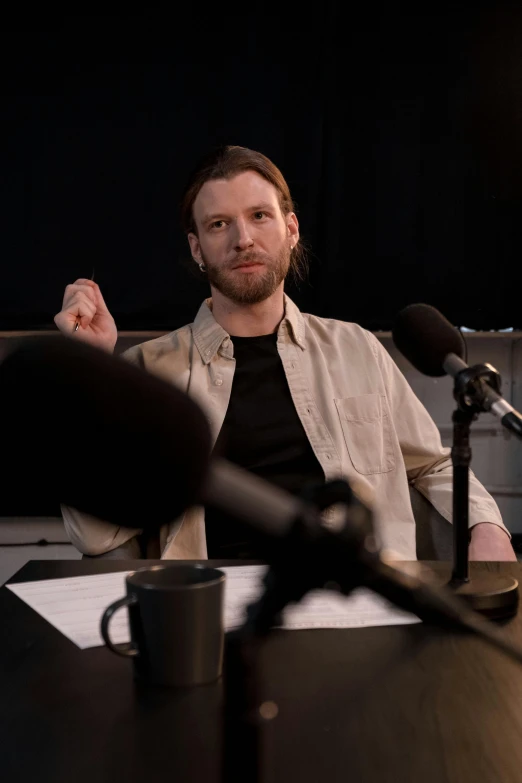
[{"x1": 62, "y1": 295, "x2": 506, "y2": 560}]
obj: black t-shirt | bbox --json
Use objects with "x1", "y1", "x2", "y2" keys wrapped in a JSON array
[{"x1": 205, "y1": 332, "x2": 324, "y2": 558}]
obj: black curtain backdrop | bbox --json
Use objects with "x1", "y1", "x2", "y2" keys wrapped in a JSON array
[{"x1": 1, "y1": 5, "x2": 522, "y2": 332}]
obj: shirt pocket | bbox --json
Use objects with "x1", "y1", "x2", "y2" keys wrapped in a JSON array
[{"x1": 334, "y1": 394, "x2": 395, "y2": 475}]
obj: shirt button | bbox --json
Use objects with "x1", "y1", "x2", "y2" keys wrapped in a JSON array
[{"x1": 214, "y1": 378, "x2": 223, "y2": 386}]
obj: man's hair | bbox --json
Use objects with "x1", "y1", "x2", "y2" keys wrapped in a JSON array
[{"x1": 180, "y1": 145, "x2": 308, "y2": 284}]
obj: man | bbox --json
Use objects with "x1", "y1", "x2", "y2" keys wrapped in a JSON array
[{"x1": 54, "y1": 145, "x2": 515, "y2": 561}]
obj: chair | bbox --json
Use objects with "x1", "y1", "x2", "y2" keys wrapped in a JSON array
[{"x1": 411, "y1": 485, "x2": 453, "y2": 560}]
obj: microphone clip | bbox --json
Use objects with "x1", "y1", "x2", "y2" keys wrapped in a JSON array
[{"x1": 452, "y1": 362, "x2": 502, "y2": 414}]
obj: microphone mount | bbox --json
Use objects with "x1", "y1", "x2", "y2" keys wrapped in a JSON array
[
  {"x1": 452, "y1": 362, "x2": 502, "y2": 416},
  {"x1": 443, "y1": 353, "x2": 522, "y2": 440}
]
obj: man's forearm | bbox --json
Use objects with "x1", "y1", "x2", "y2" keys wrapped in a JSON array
[{"x1": 469, "y1": 522, "x2": 517, "y2": 561}]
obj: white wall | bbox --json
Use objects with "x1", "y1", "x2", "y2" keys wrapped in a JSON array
[{"x1": 0, "y1": 518, "x2": 81, "y2": 585}]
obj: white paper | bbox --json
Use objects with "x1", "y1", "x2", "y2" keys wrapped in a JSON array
[
  {"x1": 7, "y1": 571, "x2": 131, "y2": 649},
  {"x1": 7, "y1": 565, "x2": 419, "y2": 649}
]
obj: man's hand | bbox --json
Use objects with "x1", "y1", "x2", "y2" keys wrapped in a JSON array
[
  {"x1": 469, "y1": 522, "x2": 517, "y2": 561},
  {"x1": 54, "y1": 279, "x2": 118, "y2": 353}
]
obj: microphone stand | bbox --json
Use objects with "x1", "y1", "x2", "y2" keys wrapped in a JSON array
[
  {"x1": 222, "y1": 481, "x2": 364, "y2": 783},
  {"x1": 443, "y1": 364, "x2": 519, "y2": 618},
  {"x1": 450, "y1": 406, "x2": 475, "y2": 585}
]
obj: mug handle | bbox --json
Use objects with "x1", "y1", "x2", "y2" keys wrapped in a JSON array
[{"x1": 100, "y1": 595, "x2": 139, "y2": 658}]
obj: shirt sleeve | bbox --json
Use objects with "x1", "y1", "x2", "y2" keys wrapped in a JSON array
[
  {"x1": 364, "y1": 330, "x2": 509, "y2": 536},
  {"x1": 61, "y1": 504, "x2": 142, "y2": 556}
]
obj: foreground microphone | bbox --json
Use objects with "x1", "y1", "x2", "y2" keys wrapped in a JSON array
[
  {"x1": 0, "y1": 335, "x2": 312, "y2": 539},
  {"x1": 392, "y1": 303, "x2": 522, "y2": 438},
  {"x1": 0, "y1": 336, "x2": 212, "y2": 527}
]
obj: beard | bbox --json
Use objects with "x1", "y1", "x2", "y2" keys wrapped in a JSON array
[{"x1": 201, "y1": 244, "x2": 291, "y2": 305}]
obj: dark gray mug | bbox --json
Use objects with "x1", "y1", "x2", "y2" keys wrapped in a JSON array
[{"x1": 100, "y1": 564, "x2": 226, "y2": 687}]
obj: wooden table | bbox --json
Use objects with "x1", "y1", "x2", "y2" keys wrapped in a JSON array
[{"x1": 1, "y1": 560, "x2": 522, "y2": 783}]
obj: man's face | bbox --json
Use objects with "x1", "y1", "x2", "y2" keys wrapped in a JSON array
[{"x1": 188, "y1": 170, "x2": 299, "y2": 305}]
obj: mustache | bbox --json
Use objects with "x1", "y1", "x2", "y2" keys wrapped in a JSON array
[{"x1": 230, "y1": 251, "x2": 268, "y2": 268}]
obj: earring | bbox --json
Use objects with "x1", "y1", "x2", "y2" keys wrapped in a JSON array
[{"x1": 199, "y1": 262, "x2": 206, "y2": 272}]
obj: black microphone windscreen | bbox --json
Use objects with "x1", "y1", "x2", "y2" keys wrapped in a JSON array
[
  {"x1": 0, "y1": 336, "x2": 211, "y2": 528},
  {"x1": 392, "y1": 303, "x2": 465, "y2": 377}
]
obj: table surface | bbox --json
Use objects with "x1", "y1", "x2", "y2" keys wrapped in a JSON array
[{"x1": 2, "y1": 560, "x2": 522, "y2": 783}]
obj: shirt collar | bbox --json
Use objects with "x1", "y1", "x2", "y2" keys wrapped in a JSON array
[
  {"x1": 281, "y1": 293, "x2": 306, "y2": 350},
  {"x1": 192, "y1": 294, "x2": 306, "y2": 365}
]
